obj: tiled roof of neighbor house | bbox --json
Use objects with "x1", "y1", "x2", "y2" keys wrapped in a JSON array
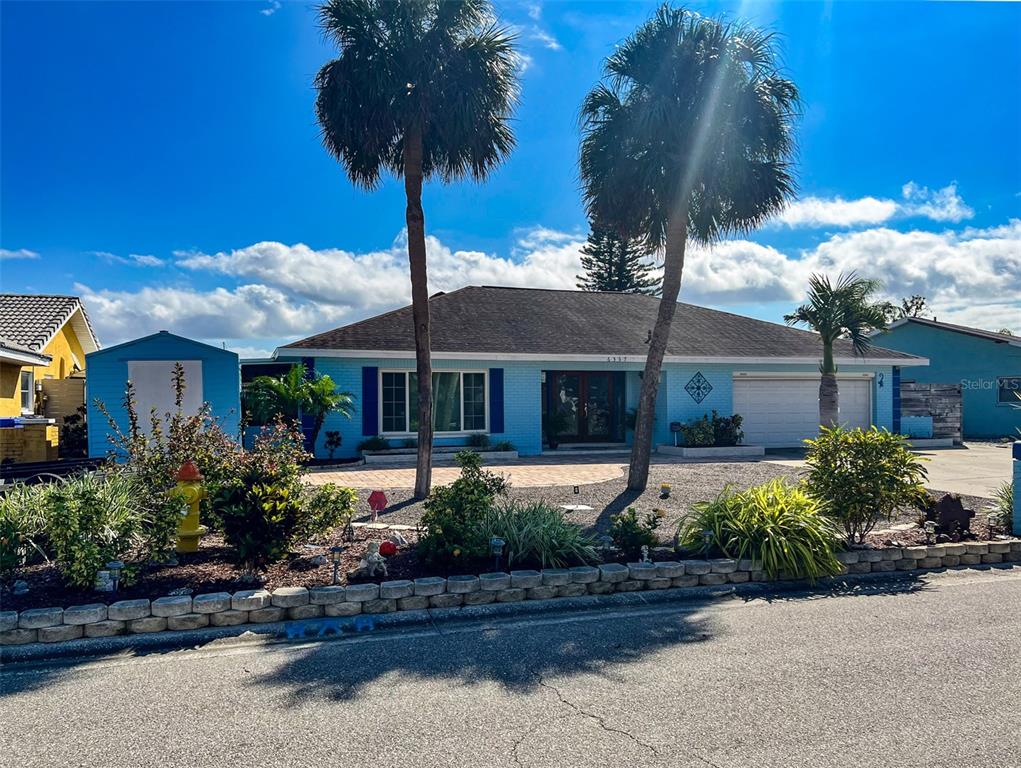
[
  {"x1": 883, "y1": 316, "x2": 1021, "y2": 347},
  {"x1": 0, "y1": 335, "x2": 51, "y2": 365},
  {"x1": 280, "y1": 286, "x2": 922, "y2": 362},
  {"x1": 0, "y1": 294, "x2": 99, "y2": 353}
]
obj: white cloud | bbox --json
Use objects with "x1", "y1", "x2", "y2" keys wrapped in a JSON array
[
  {"x1": 0, "y1": 248, "x2": 40, "y2": 260},
  {"x1": 777, "y1": 182, "x2": 974, "y2": 228},
  {"x1": 778, "y1": 196, "x2": 898, "y2": 228},
  {"x1": 526, "y1": 2, "x2": 543, "y2": 21},
  {"x1": 259, "y1": 1, "x2": 281, "y2": 16},
  {"x1": 900, "y1": 181, "x2": 973, "y2": 223},
  {"x1": 530, "y1": 28, "x2": 562, "y2": 51},
  {"x1": 79, "y1": 218, "x2": 1020, "y2": 348},
  {"x1": 93, "y1": 251, "x2": 164, "y2": 267}
]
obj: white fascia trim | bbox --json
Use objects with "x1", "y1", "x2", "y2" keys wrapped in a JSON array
[
  {"x1": 274, "y1": 347, "x2": 927, "y2": 367},
  {"x1": 733, "y1": 371, "x2": 875, "y2": 380},
  {"x1": 0, "y1": 349, "x2": 51, "y2": 366}
]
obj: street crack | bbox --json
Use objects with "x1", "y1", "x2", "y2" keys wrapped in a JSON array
[{"x1": 537, "y1": 675, "x2": 659, "y2": 756}]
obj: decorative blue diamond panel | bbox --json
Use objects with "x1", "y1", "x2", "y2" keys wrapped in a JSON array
[{"x1": 685, "y1": 371, "x2": 713, "y2": 404}]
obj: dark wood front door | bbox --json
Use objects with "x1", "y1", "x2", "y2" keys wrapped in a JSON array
[{"x1": 548, "y1": 371, "x2": 620, "y2": 442}]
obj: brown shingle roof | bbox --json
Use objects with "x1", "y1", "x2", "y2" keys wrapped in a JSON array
[
  {"x1": 0, "y1": 294, "x2": 99, "y2": 353},
  {"x1": 280, "y1": 286, "x2": 921, "y2": 362}
]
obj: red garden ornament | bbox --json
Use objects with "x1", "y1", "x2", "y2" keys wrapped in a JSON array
[
  {"x1": 367, "y1": 489, "x2": 388, "y2": 522},
  {"x1": 378, "y1": 540, "x2": 398, "y2": 557}
]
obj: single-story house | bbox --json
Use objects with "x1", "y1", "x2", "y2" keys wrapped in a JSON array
[
  {"x1": 87, "y1": 331, "x2": 241, "y2": 458},
  {"x1": 875, "y1": 317, "x2": 1021, "y2": 439},
  {"x1": 273, "y1": 286, "x2": 926, "y2": 458},
  {"x1": 0, "y1": 293, "x2": 99, "y2": 462}
]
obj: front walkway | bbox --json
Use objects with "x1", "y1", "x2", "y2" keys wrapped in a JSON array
[{"x1": 308, "y1": 456, "x2": 628, "y2": 489}]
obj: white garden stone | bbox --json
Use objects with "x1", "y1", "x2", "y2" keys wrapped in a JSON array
[
  {"x1": 310, "y1": 586, "x2": 347, "y2": 605},
  {"x1": 232, "y1": 590, "x2": 272, "y2": 611},
  {"x1": 541, "y1": 568, "x2": 572, "y2": 586},
  {"x1": 510, "y1": 570, "x2": 542, "y2": 589},
  {"x1": 270, "y1": 587, "x2": 310, "y2": 608},
  {"x1": 0, "y1": 611, "x2": 19, "y2": 632},
  {"x1": 192, "y1": 593, "x2": 233, "y2": 614},
  {"x1": 379, "y1": 580, "x2": 414, "y2": 599},
  {"x1": 413, "y1": 577, "x2": 447, "y2": 596},
  {"x1": 479, "y1": 573, "x2": 511, "y2": 591},
  {"x1": 19, "y1": 607, "x2": 63, "y2": 629},
  {"x1": 108, "y1": 599, "x2": 150, "y2": 621},
  {"x1": 151, "y1": 596, "x2": 192, "y2": 617},
  {"x1": 569, "y1": 566, "x2": 600, "y2": 584},
  {"x1": 446, "y1": 575, "x2": 480, "y2": 594},
  {"x1": 344, "y1": 583, "x2": 380, "y2": 602}
]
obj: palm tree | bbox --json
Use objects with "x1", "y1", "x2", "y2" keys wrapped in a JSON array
[
  {"x1": 247, "y1": 365, "x2": 355, "y2": 451},
  {"x1": 785, "y1": 272, "x2": 889, "y2": 428},
  {"x1": 315, "y1": 0, "x2": 518, "y2": 498},
  {"x1": 579, "y1": 5, "x2": 800, "y2": 491}
]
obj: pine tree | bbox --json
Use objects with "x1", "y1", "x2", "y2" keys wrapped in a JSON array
[{"x1": 576, "y1": 227, "x2": 661, "y2": 295}]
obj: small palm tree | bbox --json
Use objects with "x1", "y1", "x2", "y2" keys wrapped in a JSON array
[
  {"x1": 247, "y1": 365, "x2": 355, "y2": 451},
  {"x1": 315, "y1": 0, "x2": 519, "y2": 498},
  {"x1": 785, "y1": 272, "x2": 889, "y2": 428},
  {"x1": 580, "y1": 5, "x2": 800, "y2": 491}
]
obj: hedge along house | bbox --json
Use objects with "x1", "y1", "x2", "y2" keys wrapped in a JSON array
[
  {"x1": 86, "y1": 331, "x2": 241, "y2": 458},
  {"x1": 875, "y1": 317, "x2": 1021, "y2": 439},
  {"x1": 274, "y1": 286, "x2": 926, "y2": 459}
]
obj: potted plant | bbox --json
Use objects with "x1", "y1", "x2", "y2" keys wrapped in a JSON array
[{"x1": 543, "y1": 411, "x2": 569, "y2": 450}]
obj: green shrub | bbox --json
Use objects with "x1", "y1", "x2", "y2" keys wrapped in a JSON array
[
  {"x1": 678, "y1": 410, "x2": 744, "y2": 447},
  {"x1": 492, "y1": 440, "x2": 516, "y2": 452},
  {"x1": 217, "y1": 479, "x2": 304, "y2": 573},
  {"x1": 297, "y1": 483, "x2": 357, "y2": 542},
  {"x1": 358, "y1": 435, "x2": 391, "y2": 452},
  {"x1": 45, "y1": 472, "x2": 146, "y2": 588},
  {"x1": 418, "y1": 450, "x2": 507, "y2": 566},
  {"x1": 324, "y1": 430, "x2": 343, "y2": 459},
  {"x1": 481, "y1": 501, "x2": 599, "y2": 568},
  {"x1": 467, "y1": 432, "x2": 491, "y2": 449},
  {"x1": 991, "y1": 482, "x2": 1014, "y2": 532},
  {"x1": 213, "y1": 422, "x2": 310, "y2": 571},
  {"x1": 679, "y1": 479, "x2": 843, "y2": 580},
  {"x1": 0, "y1": 483, "x2": 50, "y2": 580},
  {"x1": 609, "y1": 507, "x2": 662, "y2": 559},
  {"x1": 804, "y1": 426, "x2": 927, "y2": 543}
]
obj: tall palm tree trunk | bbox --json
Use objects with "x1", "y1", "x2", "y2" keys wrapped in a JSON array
[
  {"x1": 628, "y1": 213, "x2": 687, "y2": 491},
  {"x1": 404, "y1": 124, "x2": 434, "y2": 498},
  {"x1": 819, "y1": 342, "x2": 839, "y2": 428}
]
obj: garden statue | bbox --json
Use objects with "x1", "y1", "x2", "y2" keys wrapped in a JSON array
[
  {"x1": 349, "y1": 541, "x2": 388, "y2": 579},
  {"x1": 640, "y1": 544, "x2": 651, "y2": 564}
]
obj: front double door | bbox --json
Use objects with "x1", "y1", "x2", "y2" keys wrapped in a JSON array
[{"x1": 549, "y1": 371, "x2": 621, "y2": 442}]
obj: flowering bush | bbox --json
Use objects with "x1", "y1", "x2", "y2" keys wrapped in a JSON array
[{"x1": 609, "y1": 507, "x2": 662, "y2": 559}]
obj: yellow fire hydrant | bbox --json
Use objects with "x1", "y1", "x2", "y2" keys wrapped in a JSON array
[{"x1": 173, "y1": 460, "x2": 207, "y2": 553}]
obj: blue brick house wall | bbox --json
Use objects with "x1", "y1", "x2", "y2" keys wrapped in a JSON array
[
  {"x1": 86, "y1": 332, "x2": 241, "y2": 458},
  {"x1": 877, "y1": 322, "x2": 1021, "y2": 439},
  {"x1": 295, "y1": 354, "x2": 898, "y2": 459}
]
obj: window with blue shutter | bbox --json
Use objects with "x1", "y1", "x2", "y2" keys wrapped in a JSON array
[
  {"x1": 362, "y1": 367, "x2": 378, "y2": 436},
  {"x1": 489, "y1": 368, "x2": 504, "y2": 433}
]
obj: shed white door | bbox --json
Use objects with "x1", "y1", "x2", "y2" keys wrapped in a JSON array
[{"x1": 732, "y1": 377, "x2": 871, "y2": 448}]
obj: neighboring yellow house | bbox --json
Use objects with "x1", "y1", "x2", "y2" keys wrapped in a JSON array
[{"x1": 0, "y1": 294, "x2": 100, "y2": 462}]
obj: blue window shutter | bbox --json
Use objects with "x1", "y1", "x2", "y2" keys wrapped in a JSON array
[
  {"x1": 892, "y1": 366, "x2": 901, "y2": 434},
  {"x1": 489, "y1": 368, "x2": 504, "y2": 433},
  {"x1": 362, "y1": 367, "x2": 378, "y2": 436}
]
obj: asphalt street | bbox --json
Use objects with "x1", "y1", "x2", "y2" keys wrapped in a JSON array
[{"x1": 2, "y1": 566, "x2": 1020, "y2": 768}]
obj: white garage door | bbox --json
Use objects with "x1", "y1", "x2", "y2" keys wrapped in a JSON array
[{"x1": 732, "y1": 377, "x2": 872, "y2": 448}]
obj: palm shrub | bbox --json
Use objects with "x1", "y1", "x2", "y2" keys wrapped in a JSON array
[
  {"x1": 481, "y1": 502, "x2": 599, "y2": 569},
  {"x1": 0, "y1": 483, "x2": 50, "y2": 580},
  {"x1": 418, "y1": 450, "x2": 507, "y2": 567},
  {"x1": 804, "y1": 426, "x2": 928, "y2": 544},
  {"x1": 45, "y1": 472, "x2": 146, "y2": 588},
  {"x1": 990, "y1": 482, "x2": 1014, "y2": 533},
  {"x1": 679, "y1": 479, "x2": 843, "y2": 580},
  {"x1": 580, "y1": 5, "x2": 799, "y2": 491}
]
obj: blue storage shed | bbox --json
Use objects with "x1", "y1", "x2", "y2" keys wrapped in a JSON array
[{"x1": 86, "y1": 331, "x2": 241, "y2": 458}]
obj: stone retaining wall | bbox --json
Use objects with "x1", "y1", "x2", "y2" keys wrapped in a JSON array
[{"x1": 3, "y1": 540, "x2": 1020, "y2": 647}]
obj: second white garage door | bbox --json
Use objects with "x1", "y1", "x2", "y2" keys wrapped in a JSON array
[{"x1": 732, "y1": 377, "x2": 872, "y2": 448}]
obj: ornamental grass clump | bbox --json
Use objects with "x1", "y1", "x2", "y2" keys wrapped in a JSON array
[
  {"x1": 679, "y1": 479, "x2": 843, "y2": 580},
  {"x1": 804, "y1": 426, "x2": 928, "y2": 544},
  {"x1": 481, "y1": 501, "x2": 599, "y2": 569}
]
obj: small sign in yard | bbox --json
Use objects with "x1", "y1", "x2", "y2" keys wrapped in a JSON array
[{"x1": 367, "y1": 489, "x2": 388, "y2": 522}]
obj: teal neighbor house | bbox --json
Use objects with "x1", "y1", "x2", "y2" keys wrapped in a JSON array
[
  {"x1": 87, "y1": 331, "x2": 241, "y2": 457},
  {"x1": 273, "y1": 286, "x2": 925, "y2": 458},
  {"x1": 875, "y1": 317, "x2": 1021, "y2": 439}
]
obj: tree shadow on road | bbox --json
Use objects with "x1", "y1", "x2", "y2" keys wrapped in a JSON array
[
  {"x1": 249, "y1": 602, "x2": 718, "y2": 705},
  {"x1": 735, "y1": 572, "x2": 932, "y2": 604}
]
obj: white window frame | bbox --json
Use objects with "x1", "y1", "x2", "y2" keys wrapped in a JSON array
[
  {"x1": 378, "y1": 369, "x2": 489, "y2": 436},
  {"x1": 20, "y1": 370, "x2": 34, "y2": 415}
]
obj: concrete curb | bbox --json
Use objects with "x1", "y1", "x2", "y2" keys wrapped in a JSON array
[{"x1": 6, "y1": 567, "x2": 1002, "y2": 665}]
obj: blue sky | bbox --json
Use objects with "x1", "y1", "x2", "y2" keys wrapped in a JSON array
[{"x1": 2, "y1": 0, "x2": 1019, "y2": 356}]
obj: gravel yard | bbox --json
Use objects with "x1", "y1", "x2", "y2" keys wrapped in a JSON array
[{"x1": 350, "y1": 459, "x2": 803, "y2": 534}]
